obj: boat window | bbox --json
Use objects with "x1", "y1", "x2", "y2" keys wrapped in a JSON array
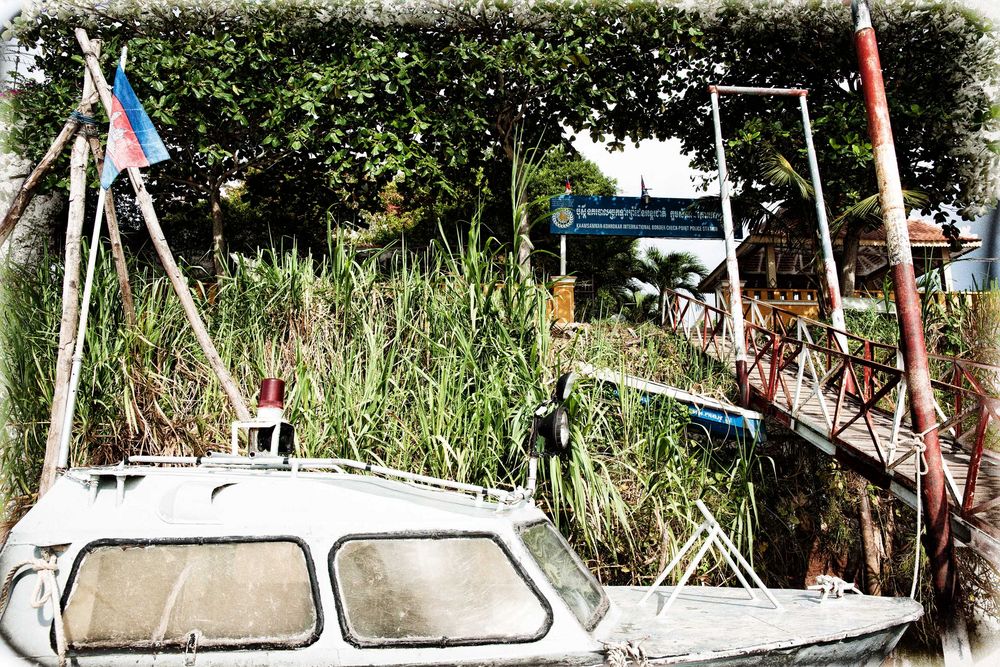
[
  {"x1": 330, "y1": 534, "x2": 551, "y2": 646},
  {"x1": 62, "y1": 539, "x2": 320, "y2": 650},
  {"x1": 518, "y1": 521, "x2": 608, "y2": 630}
]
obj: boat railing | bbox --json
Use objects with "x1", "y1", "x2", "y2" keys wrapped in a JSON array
[{"x1": 124, "y1": 453, "x2": 523, "y2": 504}]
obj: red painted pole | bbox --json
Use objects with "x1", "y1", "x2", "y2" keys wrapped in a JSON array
[{"x1": 851, "y1": 0, "x2": 957, "y2": 611}]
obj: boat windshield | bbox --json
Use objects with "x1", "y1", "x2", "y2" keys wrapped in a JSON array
[
  {"x1": 62, "y1": 539, "x2": 319, "y2": 650},
  {"x1": 330, "y1": 534, "x2": 550, "y2": 646},
  {"x1": 519, "y1": 521, "x2": 608, "y2": 630}
]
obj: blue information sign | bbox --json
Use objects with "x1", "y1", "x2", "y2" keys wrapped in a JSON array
[{"x1": 549, "y1": 195, "x2": 737, "y2": 239}]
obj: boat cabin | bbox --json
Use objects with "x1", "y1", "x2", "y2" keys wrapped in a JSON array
[
  {"x1": 0, "y1": 462, "x2": 609, "y2": 666},
  {"x1": 0, "y1": 453, "x2": 926, "y2": 666}
]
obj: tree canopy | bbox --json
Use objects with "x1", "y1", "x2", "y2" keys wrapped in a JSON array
[
  {"x1": 644, "y1": 1, "x2": 999, "y2": 256},
  {"x1": 6, "y1": 0, "x2": 998, "y2": 276}
]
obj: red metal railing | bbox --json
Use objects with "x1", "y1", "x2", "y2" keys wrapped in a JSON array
[{"x1": 663, "y1": 289, "x2": 1000, "y2": 523}]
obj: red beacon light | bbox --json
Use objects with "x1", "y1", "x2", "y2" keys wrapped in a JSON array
[{"x1": 254, "y1": 378, "x2": 295, "y2": 456}]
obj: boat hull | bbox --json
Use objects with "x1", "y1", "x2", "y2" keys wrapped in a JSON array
[
  {"x1": 0, "y1": 587, "x2": 918, "y2": 666},
  {"x1": 598, "y1": 586, "x2": 920, "y2": 667}
]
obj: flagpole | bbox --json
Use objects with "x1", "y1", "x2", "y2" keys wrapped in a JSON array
[
  {"x1": 56, "y1": 187, "x2": 108, "y2": 468},
  {"x1": 56, "y1": 47, "x2": 127, "y2": 470}
]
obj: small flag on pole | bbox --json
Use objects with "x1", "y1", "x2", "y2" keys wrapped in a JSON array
[
  {"x1": 640, "y1": 175, "x2": 648, "y2": 195},
  {"x1": 100, "y1": 64, "x2": 170, "y2": 190},
  {"x1": 565, "y1": 177, "x2": 572, "y2": 194}
]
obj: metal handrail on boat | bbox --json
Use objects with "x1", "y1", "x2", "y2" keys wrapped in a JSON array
[{"x1": 124, "y1": 453, "x2": 522, "y2": 503}]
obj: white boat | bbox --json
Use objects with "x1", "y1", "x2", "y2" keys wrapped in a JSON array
[{"x1": 0, "y1": 376, "x2": 921, "y2": 666}]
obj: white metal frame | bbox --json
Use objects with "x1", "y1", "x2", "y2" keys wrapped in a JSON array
[{"x1": 639, "y1": 500, "x2": 780, "y2": 617}]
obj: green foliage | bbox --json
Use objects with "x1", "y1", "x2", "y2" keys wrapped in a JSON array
[
  {"x1": 9, "y1": 0, "x2": 996, "y2": 262},
  {"x1": 6, "y1": 0, "x2": 706, "y2": 259},
  {"x1": 638, "y1": 0, "x2": 1000, "y2": 235},
  {"x1": 353, "y1": 181, "x2": 418, "y2": 247},
  {"x1": 635, "y1": 248, "x2": 708, "y2": 313}
]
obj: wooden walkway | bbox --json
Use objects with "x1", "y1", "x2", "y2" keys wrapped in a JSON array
[{"x1": 664, "y1": 291, "x2": 1000, "y2": 565}]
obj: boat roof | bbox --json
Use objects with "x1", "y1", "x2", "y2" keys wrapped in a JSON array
[{"x1": 8, "y1": 463, "x2": 546, "y2": 547}]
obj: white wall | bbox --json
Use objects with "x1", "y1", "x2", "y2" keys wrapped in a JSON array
[{"x1": 951, "y1": 208, "x2": 1000, "y2": 291}]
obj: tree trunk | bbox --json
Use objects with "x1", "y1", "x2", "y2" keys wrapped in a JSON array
[
  {"x1": 210, "y1": 186, "x2": 226, "y2": 279},
  {"x1": 0, "y1": 119, "x2": 80, "y2": 249},
  {"x1": 856, "y1": 475, "x2": 883, "y2": 595},
  {"x1": 840, "y1": 223, "x2": 864, "y2": 296}
]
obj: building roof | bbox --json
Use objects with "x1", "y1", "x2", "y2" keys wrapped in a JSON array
[
  {"x1": 700, "y1": 219, "x2": 981, "y2": 292},
  {"x1": 860, "y1": 219, "x2": 981, "y2": 248}
]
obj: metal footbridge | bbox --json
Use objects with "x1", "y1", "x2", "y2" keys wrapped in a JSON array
[{"x1": 664, "y1": 289, "x2": 1000, "y2": 565}]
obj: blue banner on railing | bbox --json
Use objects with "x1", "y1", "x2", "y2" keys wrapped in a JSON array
[{"x1": 549, "y1": 195, "x2": 736, "y2": 239}]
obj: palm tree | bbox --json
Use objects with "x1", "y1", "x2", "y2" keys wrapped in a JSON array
[
  {"x1": 760, "y1": 150, "x2": 927, "y2": 295},
  {"x1": 635, "y1": 248, "x2": 708, "y2": 324},
  {"x1": 614, "y1": 286, "x2": 660, "y2": 322}
]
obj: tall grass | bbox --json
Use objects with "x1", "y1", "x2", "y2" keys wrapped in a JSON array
[{"x1": 1, "y1": 223, "x2": 764, "y2": 586}]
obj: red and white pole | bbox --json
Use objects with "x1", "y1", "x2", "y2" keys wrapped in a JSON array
[{"x1": 850, "y1": 0, "x2": 957, "y2": 613}]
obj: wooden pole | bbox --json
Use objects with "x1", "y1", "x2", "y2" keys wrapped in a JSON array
[
  {"x1": 56, "y1": 186, "x2": 108, "y2": 468},
  {"x1": 75, "y1": 28, "x2": 252, "y2": 421},
  {"x1": 85, "y1": 142, "x2": 136, "y2": 327},
  {"x1": 80, "y1": 41, "x2": 136, "y2": 327},
  {"x1": 38, "y1": 86, "x2": 91, "y2": 496},
  {"x1": 0, "y1": 119, "x2": 80, "y2": 250}
]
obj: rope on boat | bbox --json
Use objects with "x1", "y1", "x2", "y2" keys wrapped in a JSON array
[
  {"x1": 601, "y1": 637, "x2": 649, "y2": 667},
  {"x1": 0, "y1": 554, "x2": 67, "y2": 666},
  {"x1": 809, "y1": 574, "x2": 862, "y2": 601}
]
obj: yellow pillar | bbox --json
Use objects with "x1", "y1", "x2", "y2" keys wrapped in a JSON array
[{"x1": 551, "y1": 276, "x2": 576, "y2": 324}]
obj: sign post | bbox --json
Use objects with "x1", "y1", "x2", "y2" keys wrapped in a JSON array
[{"x1": 548, "y1": 194, "x2": 733, "y2": 329}]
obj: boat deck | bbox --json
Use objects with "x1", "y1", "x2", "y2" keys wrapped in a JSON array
[{"x1": 603, "y1": 586, "x2": 922, "y2": 664}]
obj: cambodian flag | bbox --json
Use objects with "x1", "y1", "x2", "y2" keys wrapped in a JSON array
[{"x1": 100, "y1": 65, "x2": 170, "y2": 190}]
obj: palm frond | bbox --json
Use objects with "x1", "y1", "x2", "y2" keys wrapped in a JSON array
[
  {"x1": 833, "y1": 189, "x2": 930, "y2": 229},
  {"x1": 761, "y1": 151, "x2": 813, "y2": 200}
]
